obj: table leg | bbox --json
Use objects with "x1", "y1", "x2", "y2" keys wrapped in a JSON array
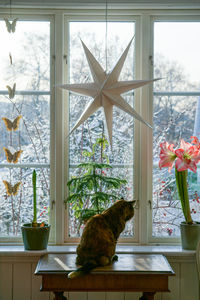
[
  {"x1": 139, "y1": 292, "x2": 156, "y2": 300},
  {"x1": 53, "y1": 291, "x2": 67, "y2": 300}
]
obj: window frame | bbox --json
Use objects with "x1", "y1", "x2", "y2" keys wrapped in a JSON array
[
  {"x1": 0, "y1": 12, "x2": 55, "y2": 244},
  {"x1": 1, "y1": 7, "x2": 200, "y2": 245},
  {"x1": 149, "y1": 14, "x2": 200, "y2": 244},
  {"x1": 63, "y1": 13, "x2": 139, "y2": 243}
]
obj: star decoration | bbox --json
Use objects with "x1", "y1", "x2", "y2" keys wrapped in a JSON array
[{"x1": 58, "y1": 38, "x2": 159, "y2": 145}]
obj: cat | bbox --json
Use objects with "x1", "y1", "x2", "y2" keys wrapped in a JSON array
[{"x1": 68, "y1": 199, "x2": 136, "y2": 279}]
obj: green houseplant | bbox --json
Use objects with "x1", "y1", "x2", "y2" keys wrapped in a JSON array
[
  {"x1": 21, "y1": 170, "x2": 50, "y2": 250},
  {"x1": 159, "y1": 136, "x2": 200, "y2": 249},
  {"x1": 66, "y1": 136, "x2": 127, "y2": 231}
]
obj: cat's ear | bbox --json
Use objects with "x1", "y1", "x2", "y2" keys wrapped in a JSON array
[{"x1": 129, "y1": 200, "x2": 137, "y2": 207}]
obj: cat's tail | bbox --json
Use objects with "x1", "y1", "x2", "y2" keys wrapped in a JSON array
[{"x1": 67, "y1": 262, "x2": 97, "y2": 279}]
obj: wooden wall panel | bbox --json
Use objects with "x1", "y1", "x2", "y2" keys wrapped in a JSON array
[
  {"x1": 154, "y1": 293, "x2": 162, "y2": 300},
  {"x1": 163, "y1": 262, "x2": 180, "y2": 300},
  {"x1": 64, "y1": 292, "x2": 69, "y2": 299},
  {"x1": 68, "y1": 292, "x2": 87, "y2": 300},
  {"x1": 50, "y1": 292, "x2": 68, "y2": 299},
  {"x1": 0, "y1": 262, "x2": 12, "y2": 300},
  {"x1": 125, "y1": 292, "x2": 161, "y2": 300},
  {"x1": 125, "y1": 292, "x2": 142, "y2": 300},
  {"x1": 106, "y1": 292, "x2": 124, "y2": 300},
  {"x1": 13, "y1": 263, "x2": 31, "y2": 300},
  {"x1": 180, "y1": 262, "x2": 199, "y2": 300},
  {"x1": 31, "y1": 263, "x2": 50, "y2": 300},
  {"x1": 0, "y1": 256, "x2": 198, "y2": 300},
  {"x1": 88, "y1": 292, "x2": 106, "y2": 300}
]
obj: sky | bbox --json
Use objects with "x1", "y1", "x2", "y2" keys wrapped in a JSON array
[
  {"x1": 154, "y1": 22, "x2": 200, "y2": 85},
  {"x1": 1, "y1": 20, "x2": 200, "y2": 87},
  {"x1": 0, "y1": 21, "x2": 49, "y2": 90}
]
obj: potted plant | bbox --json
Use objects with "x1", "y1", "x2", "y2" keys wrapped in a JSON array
[
  {"x1": 66, "y1": 136, "x2": 127, "y2": 232},
  {"x1": 21, "y1": 170, "x2": 50, "y2": 250},
  {"x1": 159, "y1": 136, "x2": 200, "y2": 249}
]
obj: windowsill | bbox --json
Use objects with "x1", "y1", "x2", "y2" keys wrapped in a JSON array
[{"x1": 0, "y1": 244, "x2": 196, "y2": 257}]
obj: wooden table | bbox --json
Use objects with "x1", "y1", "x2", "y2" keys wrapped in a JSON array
[{"x1": 35, "y1": 253, "x2": 175, "y2": 300}]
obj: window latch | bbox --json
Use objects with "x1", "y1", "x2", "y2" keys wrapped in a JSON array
[
  {"x1": 149, "y1": 55, "x2": 153, "y2": 66},
  {"x1": 134, "y1": 200, "x2": 139, "y2": 209},
  {"x1": 63, "y1": 54, "x2": 67, "y2": 64},
  {"x1": 148, "y1": 200, "x2": 152, "y2": 210},
  {"x1": 51, "y1": 200, "x2": 55, "y2": 210},
  {"x1": 64, "y1": 200, "x2": 68, "y2": 209}
]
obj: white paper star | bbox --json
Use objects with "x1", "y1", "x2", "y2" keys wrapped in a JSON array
[{"x1": 59, "y1": 38, "x2": 159, "y2": 145}]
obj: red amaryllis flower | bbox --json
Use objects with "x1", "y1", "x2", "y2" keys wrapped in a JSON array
[
  {"x1": 175, "y1": 139, "x2": 200, "y2": 172},
  {"x1": 158, "y1": 137, "x2": 200, "y2": 224},
  {"x1": 191, "y1": 136, "x2": 200, "y2": 149},
  {"x1": 159, "y1": 142, "x2": 176, "y2": 172}
]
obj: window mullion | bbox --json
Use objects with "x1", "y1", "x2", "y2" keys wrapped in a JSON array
[
  {"x1": 54, "y1": 11, "x2": 65, "y2": 244},
  {"x1": 138, "y1": 13, "x2": 153, "y2": 244}
]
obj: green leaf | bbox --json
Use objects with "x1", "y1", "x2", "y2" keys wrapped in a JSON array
[{"x1": 78, "y1": 162, "x2": 112, "y2": 170}]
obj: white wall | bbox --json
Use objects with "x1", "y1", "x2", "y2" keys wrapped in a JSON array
[
  {"x1": 1, "y1": 0, "x2": 200, "y2": 9},
  {"x1": 0, "y1": 253, "x2": 198, "y2": 300}
]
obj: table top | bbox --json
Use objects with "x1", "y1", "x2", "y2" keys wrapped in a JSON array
[{"x1": 35, "y1": 253, "x2": 174, "y2": 276}]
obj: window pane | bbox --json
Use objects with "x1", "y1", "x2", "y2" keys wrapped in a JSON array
[
  {"x1": 0, "y1": 95, "x2": 50, "y2": 163},
  {"x1": 0, "y1": 21, "x2": 50, "y2": 90},
  {"x1": 153, "y1": 21, "x2": 200, "y2": 238},
  {"x1": 0, "y1": 20, "x2": 50, "y2": 237},
  {"x1": 154, "y1": 22, "x2": 200, "y2": 92},
  {"x1": 0, "y1": 167, "x2": 50, "y2": 236},
  {"x1": 153, "y1": 95, "x2": 200, "y2": 237},
  {"x1": 68, "y1": 21, "x2": 135, "y2": 237}
]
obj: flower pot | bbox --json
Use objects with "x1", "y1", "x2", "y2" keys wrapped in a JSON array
[
  {"x1": 180, "y1": 222, "x2": 200, "y2": 250},
  {"x1": 21, "y1": 223, "x2": 50, "y2": 250}
]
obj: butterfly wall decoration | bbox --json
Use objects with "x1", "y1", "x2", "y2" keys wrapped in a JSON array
[
  {"x1": 6, "y1": 83, "x2": 16, "y2": 99},
  {"x1": 9, "y1": 52, "x2": 13, "y2": 65},
  {"x1": 3, "y1": 148, "x2": 23, "y2": 164},
  {"x1": 4, "y1": 18, "x2": 18, "y2": 33},
  {"x1": 2, "y1": 115, "x2": 22, "y2": 131},
  {"x1": 3, "y1": 180, "x2": 21, "y2": 196}
]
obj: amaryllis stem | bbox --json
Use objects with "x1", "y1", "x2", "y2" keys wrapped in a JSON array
[
  {"x1": 175, "y1": 169, "x2": 193, "y2": 224},
  {"x1": 32, "y1": 170, "x2": 37, "y2": 225}
]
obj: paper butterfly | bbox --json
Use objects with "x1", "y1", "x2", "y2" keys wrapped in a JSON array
[
  {"x1": 3, "y1": 148, "x2": 23, "y2": 164},
  {"x1": 3, "y1": 180, "x2": 21, "y2": 196},
  {"x1": 4, "y1": 18, "x2": 18, "y2": 33},
  {"x1": 2, "y1": 115, "x2": 22, "y2": 131},
  {"x1": 9, "y1": 52, "x2": 12, "y2": 65},
  {"x1": 6, "y1": 83, "x2": 16, "y2": 99}
]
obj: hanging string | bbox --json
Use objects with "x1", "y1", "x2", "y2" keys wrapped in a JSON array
[
  {"x1": 9, "y1": 0, "x2": 12, "y2": 18},
  {"x1": 105, "y1": 0, "x2": 108, "y2": 73}
]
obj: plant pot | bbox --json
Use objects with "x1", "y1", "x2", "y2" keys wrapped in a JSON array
[
  {"x1": 21, "y1": 223, "x2": 50, "y2": 250},
  {"x1": 180, "y1": 221, "x2": 200, "y2": 250}
]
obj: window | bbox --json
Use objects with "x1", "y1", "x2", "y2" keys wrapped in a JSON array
[
  {"x1": 152, "y1": 21, "x2": 200, "y2": 240},
  {"x1": 1, "y1": 8, "x2": 200, "y2": 245},
  {"x1": 66, "y1": 20, "x2": 136, "y2": 240},
  {"x1": 0, "y1": 18, "x2": 51, "y2": 238}
]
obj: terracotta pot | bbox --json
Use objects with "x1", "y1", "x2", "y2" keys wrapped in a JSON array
[
  {"x1": 180, "y1": 221, "x2": 200, "y2": 250},
  {"x1": 21, "y1": 223, "x2": 50, "y2": 250}
]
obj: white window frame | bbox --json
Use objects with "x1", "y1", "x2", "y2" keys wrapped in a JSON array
[
  {"x1": 62, "y1": 13, "x2": 140, "y2": 243},
  {"x1": 148, "y1": 13, "x2": 200, "y2": 244},
  {"x1": 0, "y1": 7, "x2": 200, "y2": 245},
  {"x1": 0, "y1": 12, "x2": 55, "y2": 244}
]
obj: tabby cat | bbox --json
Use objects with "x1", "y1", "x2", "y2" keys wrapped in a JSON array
[{"x1": 68, "y1": 199, "x2": 136, "y2": 278}]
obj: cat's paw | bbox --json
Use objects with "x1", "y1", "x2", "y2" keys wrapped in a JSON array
[
  {"x1": 99, "y1": 256, "x2": 110, "y2": 266},
  {"x1": 112, "y1": 254, "x2": 118, "y2": 261}
]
